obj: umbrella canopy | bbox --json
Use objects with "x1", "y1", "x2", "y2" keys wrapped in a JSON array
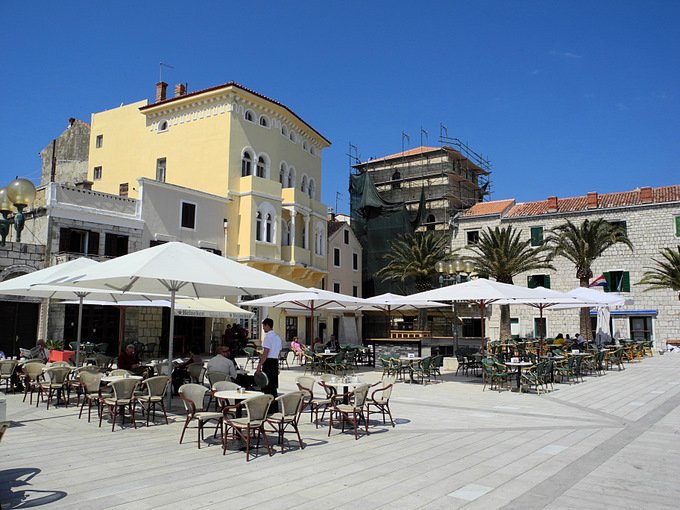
[
  {"x1": 551, "y1": 287, "x2": 635, "y2": 308},
  {"x1": 0, "y1": 257, "x2": 168, "y2": 363},
  {"x1": 241, "y1": 288, "x2": 370, "y2": 341},
  {"x1": 596, "y1": 307, "x2": 612, "y2": 348},
  {"x1": 408, "y1": 279, "x2": 542, "y2": 352},
  {"x1": 43, "y1": 242, "x2": 305, "y2": 405}
]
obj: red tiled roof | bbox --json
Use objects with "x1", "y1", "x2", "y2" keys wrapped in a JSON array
[
  {"x1": 358, "y1": 147, "x2": 441, "y2": 165},
  {"x1": 461, "y1": 199, "x2": 516, "y2": 217},
  {"x1": 139, "y1": 81, "x2": 330, "y2": 145},
  {"x1": 503, "y1": 185, "x2": 680, "y2": 218},
  {"x1": 327, "y1": 220, "x2": 346, "y2": 238}
]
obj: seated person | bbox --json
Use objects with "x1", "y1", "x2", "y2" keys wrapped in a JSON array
[
  {"x1": 172, "y1": 347, "x2": 203, "y2": 395},
  {"x1": 117, "y1": 343, "x2": 150, "y2": 378},
  {"x1": 553, "y1": 333, "x2": 566, "y2": 346},
  {"x1": 328, "y1": 334, "x2": 340, "y2": 352},
  {"x1": 574, "y1": 333, "x2": 586, "y2": 346},
  {"x1": 207, "y1": 346, "x2": 251, "y2": 388},
  {"x1": 29, "y1": 339, "x2": 50, "y2": 361},
  {"x1": 290, "y1": 336, "x2": 304, "y2": 363},
  {"x1": 312, "y1": 337, "x2": 326, "y2": 353}
]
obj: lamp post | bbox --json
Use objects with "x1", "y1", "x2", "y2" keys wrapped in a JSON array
[
  {"x1": 0, "y1": 178, "x2": 37, "y2": 246},
  {"x1": 435, "y1": 258, "x2": 474, "y2": 354}
]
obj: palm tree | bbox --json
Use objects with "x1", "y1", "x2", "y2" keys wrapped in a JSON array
[
  {"x1": 466, "y1": 225, "x2": 554, "y2": 340},
  {"x1": 376, "y1": 231, "x2": 450, "y2": 329},
  {"x1": 638, "y1": 246, "x2": 680, "y2": 297},
  {"x1": 547, "y1": 218, "x2": 633, "y2": 339}
]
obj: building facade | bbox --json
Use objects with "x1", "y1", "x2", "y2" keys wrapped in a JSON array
[{"x1": 453, "y1": 185, "x2": 680, "y2": 347}]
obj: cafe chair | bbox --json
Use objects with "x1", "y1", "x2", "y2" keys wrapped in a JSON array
[
  {"x1": 78, "y1": 371, "x2": 105, "y2": 422},
  {"x1": 209, "y1": 380, "x2": 240, "y2": 411},
  {"x1": 36, "y1": 366, "x2": 71, "y2": 409},
  {"x1": 481, "y1": 359, "x2": 511, "y2": 393},
  {"x1": 99, "y1": 378, "x2": 139, "y2": 431},
  {"x1": 242, "y1": 347, "x2": 259, "y2": 369},
  {"x1": 0, "y1": 360, "x2": 19, "y2": 393},
  {"x1": 328, "y1": 383, "x2": 370, "y2": 440},
  {"x1": 266, "y1": 391, "x2": 306, "y2": 453},
  {"x1": 429, "y1": 355, "x2": 444, "y2": 383},
  {"x1": 278, "y1": 348, "x2": 291, "y2": 370},
  {"x1": 296, "y1": 375, "x2": 331, "y2": 428},
  {"x1": 187, "y1": 362, "x2": 207, "y2": 386},
  {"x1": 109, "y1": 369, "x2": 131, "y2": 377},
  {"x1": 135, "y1": 376, "x2": 171, "y2": 426},
  {"x1": 21, "y1": 361, "x2": 46, "y2": 404},
  {"x1": 366, "y1": 376, "x2": 396, "y2": 427},
  {"x1": 410, "y1": 356, "x2": 433, "y2": 385},
  {"x1": 178, "y1": 383, "x2": 223, "y2": 449},
  {"x1": 222, "y1": 393, "x2": 274, "y2": 461}
]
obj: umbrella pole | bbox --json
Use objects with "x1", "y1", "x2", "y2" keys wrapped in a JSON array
[
  {"x1": 479, "y1": 300, "x2": 486, "y2": 355},
  {"x1": 539, "y1": 306, "x2": 545, "y2": 358},
  {"x1": 75, "y1": 293, "x2": 86, "y2": 367},
  {"x1": 166, "y1": 288, "x2": 176, "y2": 410}
]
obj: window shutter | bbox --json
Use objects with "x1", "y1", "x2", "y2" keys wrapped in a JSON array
[
  {"x1": 622, "y1": 271, "x2": 630, "y2": 292},
  {"x1": 544, "y1": 275, "x2": 551, "y2": 289},
  {"x1": 527, "y1": 276, "x2": 536, "y2": 289},
  {"x1": 676, "y1": 216, "x2": 680, "y2": 237},
  {"x1": 603, "y1": 272, "x2": 611, "y2": 293},
  {"x1": 88, "y1": 231, "x2": 100, "y2": 255},
  {"x1": 531, "y1": 227, "x2": 543, "y2": 246}
]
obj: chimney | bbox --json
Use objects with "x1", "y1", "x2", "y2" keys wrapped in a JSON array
[
  {"x1": 156, "y1": 81, "x2": 168, "y2": 102},
  {"x1": 174, "y1": 83, "x2": 186, "y2": 98},
  {"x1": 68, "y1": 117, "x2": 76, "y2": 127},
  {"x1": 587, "y1": 192, "x2": 598, "y2": 209},
  {"x1": 640, "y1": 186, "x2": 653, "y2": 203},
  {"x1": 328, "y1": 209, "x2": 336, "y2": 221},
  {"x1": 547, "y1": 196, "x2": 558, "y2": 213}
]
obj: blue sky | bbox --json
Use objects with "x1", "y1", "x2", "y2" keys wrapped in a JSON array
[{"x1": 1, "y1": 1, "x2": 677, "y2": 215}]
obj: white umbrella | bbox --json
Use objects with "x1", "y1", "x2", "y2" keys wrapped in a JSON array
[
  {"x1": 241, "y1": 288, "x2": 370, "y2": 342},
  {"x1": 552, "y1": 287, "x2": 635, "y2": 308},
  {"x1": 0, "y1": 258, "x2": 168, "y2": 364},
  {"x1": 42, "y1": 242, "x2": 305, "y2": 404},
  {"x1": 408, "y1": 279, "x2": 541, "y2": 353},
  {"x1": 596, "y1": 307, "x2": 612, "y2": 348}
]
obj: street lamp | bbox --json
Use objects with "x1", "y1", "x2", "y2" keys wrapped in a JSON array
[
  {"x1": 435, "y1": 258, "x2": 475, "y2": 355},
  {"x1": 0, "y1": 178, "x2": 37, "y2": 246}
]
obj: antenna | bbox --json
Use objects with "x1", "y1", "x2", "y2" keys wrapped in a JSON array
[
  {"x1": 335, "y1": 192, "x2": 343, "y2": 214},
  {"x1": 421, "y1": 127, "x2": 429, "y2": 147},
  {"x1": 159, "y1": 62, "x2": 175, "y2": 82},
  {"x1": 401, "y1": 131, "x2": 410, "y2": 153}
]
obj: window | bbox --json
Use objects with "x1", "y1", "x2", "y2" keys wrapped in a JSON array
[
  {"x1": 93, "y1": 166, "x2": 102, "y2": 180},
  {"x1": 534, "y1": 317, "x2": 547, "y2": 339},
  {"x1": 608, "y1": 220, "x2": 627, "y2": 234},
  {"x1": 241, "y1": 152, "x2": 252, "y2": 177},
  {"x1": 676, "y1": 216, "x2": 680, "y2": 237},
  {"x1": 289, "y1": 131, "x2": 296, "y2": 143},
  {"x1": 59, "y1": 228, "x2": 99, "y2": 255},
  {"x1": 300, "y1": 175, "x2": 307, "y2": 193},
  {"x1": 344, "y1": 229, "x2": 349, "y2": 245},
  {"x1": 285, "y1": 317, "x2": 298, "y2": 342},
  {"x1": 303, "y1": 140, "x2": 309, "y2": 151},
  {"x1": 158, "y1": 120, "x2": 168, "y2": 132},
  {"x1": 314, "y1": 222, "x2": 325, "y2": 256},
  {"x1": 119, "y1": 183, "x2": 128, "y2": 197},
  {"x1": 104, "y1": 233, "x2": 129, "y2": 257},
  {"x1": 308, "y1": 178, "x2": 316, "y2": 199},
  {"x1": 466, "y1": 230, "x2": 479, "y2": 245},
  {"x1": 333, "y1": 247, "x2": 341, "y2": 267},
  {"x1": 288, "y1": 167, "x2": 296, "y2": 189},
  {"x1": 462, "y1": 318, "x2": 482, "y2": 337},
  {"x1": 281, "y1": 220, "x2": 290, "y2": 246},
  {"x1": 265, "y1": 213, "x2": 273, "y2": 243},
  {"x1": 603, "y1": 271, "x2": 630, "y2": 292},
  {"x1": 426, "y1": 214, "x2": 435, "y2": 231},
  {"x1": 530, "y1": 226, "x2": 543, "y2": 247},
  {"x1": 259, "y1": 115, "x2": 270, "y2": 127},
  {"x1": 180, "y1": 202, "x2": 196, "y2": 229},
  {"x1": 279, "y1": 163, "x2": 287, "y2": 187},
  {"x1": 527, "y1": 274, "x2": 551, "y2": 289},
  {"x1": 256, "y1": 212, "x2": 263, "y2": 242},
  {"x1": 352, "y1": 285, "x2": 359, "y2": 297},
  {"x1": 281, "y1": 125, "x2": 288, "y2": 137},
  {"x1": 95, "y1": 135, "x2": 103, "y2": 148},
  {"x1": 256, "y1": 157, "x2": 266, "y2": 178},
  {"x1": 392, "y1": 171, "x2": 402, "y2": 190},
  {"x1": 353, "y1": 252, "x2": 359, "y2": 271},
  {"x1": 156, "y1": 158, "x2": 166, "y2": 182},
  {"x1": 333, "y1": 282, "x2": 341, "y2": 294},
  {"x1": 244, "y1": 110, "x2": 255, "y2": 122}
]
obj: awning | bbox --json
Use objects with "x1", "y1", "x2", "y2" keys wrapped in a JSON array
[{"x1": 174, "y1": 298, "x2": 254, "y2": 319}]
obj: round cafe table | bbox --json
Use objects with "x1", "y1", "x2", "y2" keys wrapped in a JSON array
[
  {"x1": 504, "y1": 361, "x2": 533, "y2": 391},
  {"x1": 101, "y1": 375, "x2": 143, "y2": 383},
  {"x1": 214, "y1": 389, "x2": 263, "y2": 418}
]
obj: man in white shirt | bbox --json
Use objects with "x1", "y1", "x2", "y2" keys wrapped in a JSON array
[
  {"x1": 256, "y1": 318, "x2": 282, "y2": 401},
  {"x1": 207, "y1": 346, "x2": 238, "y2": 381}
]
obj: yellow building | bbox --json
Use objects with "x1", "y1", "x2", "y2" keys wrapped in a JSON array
[{"x1": 88, "y1": 81, "x2": 330, "y2": 290}]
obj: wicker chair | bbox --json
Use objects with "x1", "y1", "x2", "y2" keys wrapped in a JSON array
[
  {"x1": 187, "y1": 362, "x2": 206, "y2": 386},
  {"x1": 78, "y1": 371, "x2": 105, "y2": 422},
  {"x1": 0, "y1": 360, "x2": 19, "y2": 393},
  {"x1": 109, "y1": 369, "x2": 131, "y2": 377},
  {"x1": 99, "y1": 378, "x2": 140, "y2": 431},
  {"x1": 296, "y1": 375, "x2": 331, "y2": 428},
  {"x1": 266, "y1": 391, "x2": 306, "y2": 453},
  {"x1": 278, "y1": 348, "x2": 291, "y2": 370},
  {"x1": 135, "y1": 376, "x2": 171, "y2": 426},
  {"x1": 178, "y1": 383, "x2": 222, "y2": 449},
  {"x1": 222, "y1": 394, "x2": 274, "y2": 461},
  {"x1": 366, "y1": 376, "x2": 396, "y2": 427},
  {"x1": 328, "y1": 383, "x2": 370, "y2": 440},
  {"x1": 430, "y1": 355, "x2": 444, "y2": 383},
  {"x1": 209, "y1": 380, "x2": 241, "y2": 411},
  {"x1": 36, "y1": 366, "x2": 71, "y2": 409},
  {"x1": 21, "y1": 361, "x2": 45, "y2": 404}
]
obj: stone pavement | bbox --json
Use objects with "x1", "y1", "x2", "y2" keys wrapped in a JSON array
[{"x1": 1, "y1": 353, "x2": 679, "y2": 509}]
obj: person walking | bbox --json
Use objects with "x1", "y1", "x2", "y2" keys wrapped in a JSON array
[{"x1": 255, "y1": 318, "x2": 281, "y2": 406}]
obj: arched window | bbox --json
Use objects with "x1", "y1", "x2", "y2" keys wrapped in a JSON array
[
  {"x1": 392, "y1": 171, "x2": 402, "y2": 190},
  {"x1": 158, "y1": 120, "x2": 169, "y2": 132},
  {"x1": 244, "y1": 109, "x2": 255, "y2": 122},
  {"x1": 256, "y1": 156, "x2": 266, "y2": 178},
  {"x1": 303, "y1": 140, "x2": 309, "y2": 151},
  {"x1": 259, "y1": 115, "x2": 270, "y2": 128},
  {"x1": 255, "y1": 211, "x2": 263, "y2": 241},
  {"x1": 281, "y1": 124, "x2": 288, "y2": 137},
  {"x1": 288, "y1": 167, "x2": 296, "y2": 189},
  {"x1": 241, "y1": 152, "x2": 252, "y2": 177},
  {"x1": 265, "y1": 213, "x2": 273, "y2": 243},
  {"x1": 279, "y1": 163, "x2": 286, "y2": 187},
  {"x1": 308, "y1": 178, "x2": 316, "y2": 200},
  {"x1": 300, "y1": 175, "x2": 308, "y2": 193},
  {"x1": 314, "y1": 222, "x2": 325, "y2": 256},
  {"x1": 426, "y1": 214, "x2": 435, "y2": 231},
  {"x1": 281, "y1": 220, "x2": 290, "y2": 246},
  {"x1": 289, "y1": 131, "x2": 296, "y2": 143}
]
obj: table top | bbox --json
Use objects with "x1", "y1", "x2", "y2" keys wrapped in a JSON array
[
  {"x1": 540, "y1": 355, "x2": 565, "y2": 360},
  {"x1": 320, "y1": 380, "x2": 364, "y2": 388},
  {"x1": 102, "y1": 375, "x2": 143, "y2": 383},
  {"x1": 214, "y1": 390, "x2": 262, "y2": 400},
  {"x1": 504, "y1": 361, "x2": 534, "y2": 367},
  {"x1": 316, "y1": 352, "x2": 338, "y2": 356},
  {"x1": 399, "y1": 356, "x2": 423, "y2": 361}
]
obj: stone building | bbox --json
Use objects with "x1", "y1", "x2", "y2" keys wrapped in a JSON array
[
  {"x1": 453, "y1": 185, "x2": 680, "y2": 348},
  {"x1": 39, "y1": 118, "x2": 90, "y2": 186}
]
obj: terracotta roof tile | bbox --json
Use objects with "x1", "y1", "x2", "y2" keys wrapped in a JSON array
[
  {"x1": 503, "y1": 185, "x2": 680, "y2": 218},
  {"x1": 461, "y1": 199, "x2": 516, "y2": 217},
  {"x1": 359, "y1": 147, "x2": 441, "y2": 164},
  {"x1": 327, "y1": 220, "x2": 345, "y2": 237}
]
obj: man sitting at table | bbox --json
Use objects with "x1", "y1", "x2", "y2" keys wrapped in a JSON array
[
  {"x1": 117, "y1": 344, "x2": 149, "y2": 378},
  {"x1": 207, "y1": 346, "x2": 252, "y2": 388},
  {"x1": 29, "y1": 339, "x2": 50, "y2": 361}
]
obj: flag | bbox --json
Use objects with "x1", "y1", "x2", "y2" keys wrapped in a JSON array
[{"x1": 589, "y1": 275, "x2": 608, "y2": 288}]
